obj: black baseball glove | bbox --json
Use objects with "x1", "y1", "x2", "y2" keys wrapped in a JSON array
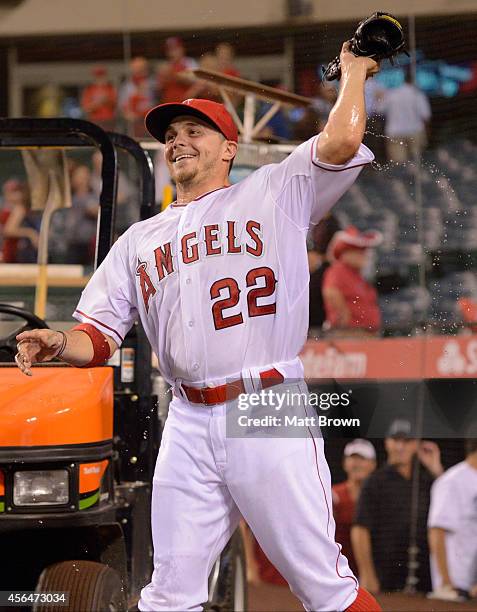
[{"x1": 323, "y1": 12, "x2": 407, "y2": 82}]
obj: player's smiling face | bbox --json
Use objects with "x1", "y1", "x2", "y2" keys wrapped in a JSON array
[{"x1": 164, "y1": 116, "x2": 236, "y2": 186}]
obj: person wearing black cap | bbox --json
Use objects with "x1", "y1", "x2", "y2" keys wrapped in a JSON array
[
  {"x1": 352, "y1": 420, "x2": 443, "y2": 594},
  {"x1": 15, "y1": 44, "x2": 383, "y2": 612}
]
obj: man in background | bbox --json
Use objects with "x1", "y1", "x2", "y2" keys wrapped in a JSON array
[
  {"x1": 80, "y1": 65, "x2": 117, "y2": 131},
  {"x1": 1, "y1": 179, "x2": 25, "y2": 262},
  {"x1": 428, "y1": 437, "x2": 477, "y2": 601},
  {"x1": 322, "y1": 225, "x2": 382, "y2": 336},
  {"x1": 352, "y1": 419, "x2": 443, "y2": 593},
  {"x1": 379, "y1": 68, "x2": 431, "y2": 163},
  {"x1": 156, "y1": 37, "x2": 197, "y2": 104},
  {"x1": 119, "y1": 57, "x2": 156, "y2": 137},
  {"x1": 1, "y1": 179, "x2": 39, "y2": 263},
  {"x1": 333, "y1": 439, "x2": 376, "y2": 576},
  {"x1": 215, "y1": 42, "x2": 240, "y2": 78}
]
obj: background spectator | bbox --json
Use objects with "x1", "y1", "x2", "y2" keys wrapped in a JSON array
[
  {"x1": 215, "y1": 42, "x2": 240, "y2": 78},
  {"x1": 332, "y1": 439, "x2": 376, "y2": 576},
  {"x1": 308, "y1": 213, "x2": 341, "y2": 332},
  {"x1": 215, "y1": 42, "x2": 241, "y2": 107},
  {"x1": 352, "y1": 419, "x2": 443, "y2": 594},
  {"x1": 257, "y1": 82, "x2": 293, "y2": 141},
  {"x1": 292, "y1": 106, "x2": 322, "y2": 142},
  {"x1": 291, "y1": 80, "x2": 335, "y2": 142},
  {"x1": 119, "y1": 56, "x2": 156, "y2": 137},
  {"x1": 80, "y1": 65, "x2": 117, "y2": 130},
  {"x1": 322, "y1": 226, "x2": 382, "y2": 337},
  {"x1": 2, "y1": 180, "x2": 39, "y2": 263},
  {"x1": 428, "y1": 436, "x2": 477, "y2": 600},
  {"x1": 0, "y1": 179, "x2": 23, "y2": 262},
  {"x1": 186, "y1": 53, "x2": 221, "y2": 101},
  {"x1": 311, "y1": 82, "x2": 336, "y2": 130},
  {"x1": 67, "y1": 164, "x2": 98, "y2": 264},
  {"x1": 156, "y1": 37, "x2": 197, "y2": 104},
  {"x1": 90, "y1": 150, "x2": 137, "y2": 234},
  {"x1": 363, "y1": 78, "x2": 386, "y2": 162},
  {"x1": 378, "y1": 68, "x2": 431, "y2": 162}
]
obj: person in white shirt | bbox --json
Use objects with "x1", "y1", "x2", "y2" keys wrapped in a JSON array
[
  {"x1": 428, "y1": 438, "x2": 477, "y2": 599},
  {"x1": 379, "y1": 69, "x2": 431, "y2": 163}
]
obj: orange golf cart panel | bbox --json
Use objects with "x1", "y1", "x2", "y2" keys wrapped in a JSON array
[
  {"x1": 79, "y1": 460, "x2": 109, "y2": 494},
  {"x1": 0, "y1": 367, "x2": 114, "y2": 446}
]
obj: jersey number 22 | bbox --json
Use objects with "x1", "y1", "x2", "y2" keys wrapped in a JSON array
[{"x1": 210, "y1": 266, "x2": 277, "y2": 330}]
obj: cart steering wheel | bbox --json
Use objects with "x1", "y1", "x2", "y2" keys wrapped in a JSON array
[{"x1": 0, "y1": 303, "x2": 49, "y2": 362}]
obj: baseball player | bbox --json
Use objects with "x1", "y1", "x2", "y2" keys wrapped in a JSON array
[{"x1": 16, "y1": 43, "x2": 382, "y2": 611}]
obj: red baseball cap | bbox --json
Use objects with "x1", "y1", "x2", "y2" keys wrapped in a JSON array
[
  {"x1": 145, "y1": 98, "x2": 238, "y2": 144},
  {"x1": 327, "y1": 226, "x2": 382, "y2": 261}
]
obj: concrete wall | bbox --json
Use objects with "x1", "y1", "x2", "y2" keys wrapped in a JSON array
[
  {"x1": 0, "y1": 0, "x2": 284, "y2": 37},
  {"x1": 0, "y1": 0, "x2": 476, "y2": 37}
]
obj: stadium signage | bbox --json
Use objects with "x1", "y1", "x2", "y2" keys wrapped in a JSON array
[{"x1": 301, "y1": 337, "x2": 477, "y2": 380}]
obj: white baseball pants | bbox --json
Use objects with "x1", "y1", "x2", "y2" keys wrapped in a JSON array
[{"x1": 138, "y1": 381, "x2": 359, "y2": 612}]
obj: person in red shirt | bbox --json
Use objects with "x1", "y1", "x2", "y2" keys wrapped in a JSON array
[
  {"x1": 1, "y1": 180, "x2": 39, "y2": 263},
  {"x1": 323, "y1": 226, "x2": 382, "y2": 335},
  {"x1": 119, "y1": 57, "x2": 156, "y2": 138},
  {"x1": 0, "y1": 179, "x2": 21, "y2": 262},
  {"x1": 332, "y1": 439, "x2": 377, "y2": 576},
  {"x1": 157, "y1": 37, "x2": 197, "y2": 104},
  {"x1": 185, "y1": 43, "x2": 241, "y2": 102},
  {"x1": 215, "y1": 42, "x2": 241, "y2": 107},
  {"x1": 80, "y1": 65, "x2": 117, "y2": 130},
  {"x1": 185, "y1": 53, "x2": 222, "y2": 102},
  {"x1": 215, "y1": 42, "x2": 240, "y2": 78}
]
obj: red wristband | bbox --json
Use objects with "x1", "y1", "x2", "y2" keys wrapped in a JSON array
[{"x1": 72, "y1": 323, "x2": 111, "y2": 367}]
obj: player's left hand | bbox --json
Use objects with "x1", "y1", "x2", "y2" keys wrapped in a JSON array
[
  {"x1": 339, "y1": 42, "x2": 380, "y2": 79},
  {"x1": 417, "y1": 440, "x2": 443, "y2": 477}
]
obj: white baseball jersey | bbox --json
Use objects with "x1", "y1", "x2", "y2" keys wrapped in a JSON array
[
  {"x1": 74, "y1": 135, "x2": 373, "y2": 385},
  {"x1": 428, "y1": 460, "x2": 477, "y2": 591}
]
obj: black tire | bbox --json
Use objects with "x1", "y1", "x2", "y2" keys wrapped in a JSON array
[
  {"x1": 207, "y1": 530, "x2": 247, "y2": 612},
  {"x1": 33, "y1": 560, "x2": 127, "y2": 612}
]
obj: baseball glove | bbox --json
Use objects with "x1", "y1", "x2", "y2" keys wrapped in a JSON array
[{"x1": 322, "y1": 12, "x2": 407, "y2": 82}]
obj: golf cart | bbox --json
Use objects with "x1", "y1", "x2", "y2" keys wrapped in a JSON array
[{"x1": 0, "y1": 118, "x2": 246, "y2": 611}]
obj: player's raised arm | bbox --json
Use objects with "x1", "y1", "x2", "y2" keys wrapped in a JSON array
[
  {"x1": 317, "y1": 42, "x2": 379, "y2": 165},
  {"x1": 15, "y1": 327, "x2": 118, "y2": 376},
  {"x1": 267, "y1": 41, "x2": 379, "y2": 229}
]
